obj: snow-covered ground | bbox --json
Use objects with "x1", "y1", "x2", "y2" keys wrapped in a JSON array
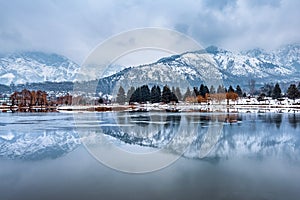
[{"x1": 55, "y1": 97, "x2": 300, "y2": 114}]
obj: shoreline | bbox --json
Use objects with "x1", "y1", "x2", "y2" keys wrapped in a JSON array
[{"x1": 1, "y1": 103, "x2": 300, "y2": 113}]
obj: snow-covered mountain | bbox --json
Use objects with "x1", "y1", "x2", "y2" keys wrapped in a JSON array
[
  {"x1": 93, "y1": 44, "x2": 300, "y2": 94},
  {"x1": 0, "y1": 51, "x2": 80, "y2": 85},
  {"x1": 0, "y1": 130, "x2": 80, "y2": 160},
  {"x1": 208, "y1": 45, "x2": 300, "y2": 83},
  {"x1": 1, "y1": 44, "x2": 299, "y2": 90}
]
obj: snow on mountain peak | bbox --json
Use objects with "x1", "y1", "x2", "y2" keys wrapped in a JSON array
[
  {"x1": 1, "y1": 44, "x2": 300, "y2": 88},
  {"x1": 0, "y1": 51, "x2": 80, "y2": 85}
]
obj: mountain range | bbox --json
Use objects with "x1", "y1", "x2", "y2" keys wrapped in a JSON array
[
  {"x1": 93, "y1": 43, "x2": 300, "y2": 94},
  {"x1": 0, "y1": 51, "x2": 79, "y2": 85},
  {"x1": 1, "y1": 44, "x2": 300, "y2": 93}
]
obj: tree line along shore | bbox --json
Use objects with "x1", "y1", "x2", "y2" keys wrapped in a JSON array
[{"x1": 0, "y1": 82, "x2": 300, "y2": 112}]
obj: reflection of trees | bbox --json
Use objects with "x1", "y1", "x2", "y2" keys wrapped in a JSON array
[
  {"x1": 274, "y1": 114, "x2": 282, "y2": 129},
  {"x1": 258, "y1": 114, "x2": 282, "y2": 129},
  {"x1": 113, "y1": 112, "x2": 181, "y2": 146},
  {"x1": 130, "y1": 114, "x2": 151, "y2": 127},
  {"x1": 185, "y1": 114, "x2": 240, "y2": 125},
  {"x1": 164, "y1": 115, "x2": 181, "y2": 129},
  {"x1": 109, "y1": 113, "x2": 248, "y2": 158},
  {"x1": 288, "y1": 114, "x2": 300, "y2": 129},
  {"x1": 186, "y1": 115, "x2": 212, "y2": 124}
]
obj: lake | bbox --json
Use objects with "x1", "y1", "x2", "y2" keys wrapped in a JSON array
[{"x1": 1, "y1": 112, "x2": 300, "y2": 200}]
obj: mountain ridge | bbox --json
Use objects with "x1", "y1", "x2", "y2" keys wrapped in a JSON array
[
  {"x1": 1, "y1": 44, "x2": 300, "y2": 93},
  {"x1": 0, "y1": 51, "x2": 80, "y2": 85},
  {"x1": 92, "y1": 43, "x2": 300, "y2": 94}
]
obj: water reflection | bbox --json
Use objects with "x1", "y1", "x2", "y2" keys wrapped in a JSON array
[
  {"x1": 79, "y1": 112, "x2": 300, "y2": 163},
  {"x1": 0, "y1": 113, "x2": 79, "y2": 160},
  {"x1": 0, "y1": 112, "x2": 300, "y2": 163},
  {"x1": 258, "y1": 113, "x2": 283, "y2": 129},
  {"x1": 1, "y1": 112, "x2": 300, "y2": 200},
  {"x1": 288, "y1": 114, "x2": 300, "y2": 129},
  {"x1": 90, "y1": 112, "x2": 184, "y2": 149}
]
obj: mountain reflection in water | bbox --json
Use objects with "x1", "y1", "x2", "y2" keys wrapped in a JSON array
[
  {"x1": 1, "y1": 112, "x2": 300, "y2": 200},
  {"x1": 1, "y1": 112, "x2": 299, "y2": 162}
]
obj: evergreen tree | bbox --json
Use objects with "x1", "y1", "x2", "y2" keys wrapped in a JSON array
[
  {"x1": 157, "y1": 86, "x2": 162, "y2": 101},
  {"x1": 129, "y1": 87, "x2": 142, "y2": 103},
  {"x1": 228, "y1": 85, "x2": 235, "y2": 93},
  {"x1": 298, "y1": 82, "x2": 300, "y2": 91},
  {"x1": 199, "y1": 84, "x2": 205, "y2": 97},
  {"x1": 193, "y1": 87, "x2": 199, "y2": 96},
  {"x1": 170, "y1": 92, "x2": 178, "y2": 103},
  {"x1": 204, "y1": 85, "x2": 210, "y2": 95},
  {"x1": 126, "y1": 86, "x2": 135, "y2": 102},
  {"x1": 183, "y1": 87, "x2": 191, "y2": 101},
  {"x1": 191, "y1": 90, "x2": 197, "y2": 98},
  {"x1": 162, "y1": 85, "x2": 172, "y2": 103},
  {"x1": 287, "y1": 84, "x2": 299, "y2": 101},
  {"x1": 150, "y1": 86, "x2": 156, "y2": 103},
  {"x1": 175, "y1": 87, "x2": 182, "y2": 101},
  {"x1": 150, "y1": 85, "x2": 161, "y2": 103},
  {"x1": 98, "y1": 98, "x2": 104, "y2": 104},
  {"x1": 210, "y1": 85, "x2": 216, "y2": 94},
  {"x1": 171, "y1": 86, "x2": 176, "y2": 96},
  {"x1": 260, "y1": 83, "x2": 274, "y2": 97},
  {"x1": 272, "y1": 83, "x2": 282, "y2": 99},
  {"x1": 140, "y1": 85, "x2": 150, "y2": 103},
  {"x1": 198, "y1": 84, "x2": 209, "y2": 97},
  {"x1": 236, "y1": 85, "x2": 243, "y2": 97},
  {"x1": 116, "y1": 86, "x2": 126, "y2": 105},
  {"x1": 217, "y1": 85, "x2": 225, "y2": 93}
]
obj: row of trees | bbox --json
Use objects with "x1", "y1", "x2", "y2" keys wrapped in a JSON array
[
  {"x1": 117, "y1": 85, "x2": 179, "y2": 104},
  {"x1": 116, "y1": 82, "x2": 300, "y2": 105},
  {"x1": 259, "y1": 82, "x2": 300, "y2": 101},
  {"x1": 286, "y1": 84, "x2": 300, "y2": 101},
  {"x1": 10, "y1": 89, "x2": 48, "y2": 107},
  {"x1": 116, "y1": 84, "x2": 244, "y2": 104},
  {"x1": 10, "y1": 89, "x2": 74, "y2": 107}
]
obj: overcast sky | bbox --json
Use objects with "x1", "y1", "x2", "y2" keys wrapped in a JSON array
[{"x1": 0, "y1": 0, "x2": 299, "y2": 63}]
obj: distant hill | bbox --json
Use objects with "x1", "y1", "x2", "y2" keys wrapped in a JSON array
[{"x1": 0, "y1": 51, "x2": 80, "y2": 85}]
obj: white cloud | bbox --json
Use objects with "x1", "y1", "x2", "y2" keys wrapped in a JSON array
[{"x1": 0, "y1": 0, "x2": 299, "y2": 63}]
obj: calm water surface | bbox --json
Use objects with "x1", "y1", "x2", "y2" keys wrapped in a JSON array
[{"x1": 0, "y1": 112, "x2": 300, "y2": 200}]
